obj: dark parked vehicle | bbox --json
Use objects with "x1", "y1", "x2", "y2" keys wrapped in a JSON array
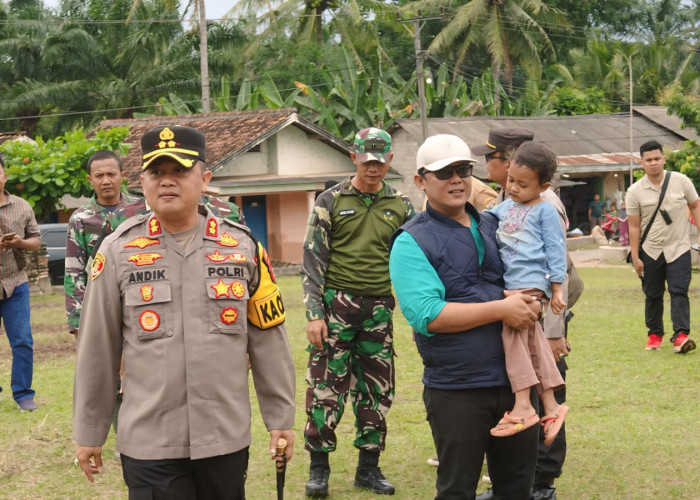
[{"x1": 39, "y1": 223, "x2": 68, "y2": 286}]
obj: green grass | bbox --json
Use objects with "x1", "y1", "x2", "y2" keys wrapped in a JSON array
[{"x1": 1, "y1": 268, "x2": 700, "y2": 499}]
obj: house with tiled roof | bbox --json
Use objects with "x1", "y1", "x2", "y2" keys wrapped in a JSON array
[{"x1": 96, "y1": 109, "x2": 403, "y2": 263}]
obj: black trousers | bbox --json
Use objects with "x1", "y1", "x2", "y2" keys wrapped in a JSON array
[
  {"x1": 641, "y1": 250, "x2": 691, "y2": 338},
  {"x1": 121, "y1": 448, "x2": 248, "y2": 500},
  {"x1": 424, "y1": 386, "x2": 538, "y2": 500},
  {"x1": 535, "y1": 363, "x2": 566, "y2": 482}
]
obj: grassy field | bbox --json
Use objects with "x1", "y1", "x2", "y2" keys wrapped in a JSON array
[{"x1": 1, "y1": 267, "x2": 700, "y2": 499}]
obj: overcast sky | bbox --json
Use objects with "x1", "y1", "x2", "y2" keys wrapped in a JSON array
[{"x1": 43, "y1": 0, "x2": 235, "y2": 20}]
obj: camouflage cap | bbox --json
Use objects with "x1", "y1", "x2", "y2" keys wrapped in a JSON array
[
  {"x1": 353, "y1": 128, "x2": 392, "y2": 164},
  {"x1": 141, "y1": 125, "x2": 206, "y2": 170},
  {"x1": 471, "y1": 127, "x2": 534, "y2": 156}
]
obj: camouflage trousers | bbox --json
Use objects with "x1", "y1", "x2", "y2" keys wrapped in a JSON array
[{"x1": 304, "y1": 288, "x2": 395, "y2": 453}]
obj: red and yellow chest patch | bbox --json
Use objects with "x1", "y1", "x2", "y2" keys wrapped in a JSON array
[
  {"x1": 206, "y1": 250, "x2": 248, "y2": 263},
  {"x1": 140, "y1": 285, "x2": 154, "y2": 302},
  {"x1": 220, "y1": 307, "x2": 239, "y2": 325},
  {"x1": 230, "y1": 281, "x2": 245, "y2": 299},
  {"x1": 211, "y1": 279, "x2": 231, "y2": 298},
  {"x1": 229, "y1": 253, "x2": 247, "y2": 263},
  {"x1": 206, "y1": 250, "x2": 228, "y2": 263},
  {"x1": 128, "y1": 253, "x2": 163, "y2": 266},
  {"x1": 148, "y1": 218, "x2": 162, "y2": 236},
  {"x1": 139, "y1": 310, "x2": 160, "y2": 331},
  {"x1": 124, "y1": 237, "x2": 160, "y2": 249},
  {"x1": 206, "y1": 217, "x2": 219, "y2": 237},
  {"x1": 217, "y1": 233, "x2": 239, "y2": 247},
  {"x1": 91, "y1": 252, "x2": 106, "y2": 280}
]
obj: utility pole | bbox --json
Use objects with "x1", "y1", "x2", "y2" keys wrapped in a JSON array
[
  {"x1": 198, "y1": 0, "x2": 211, "y2": 113},
  {"x1": 398, "y1": 11, "x2": 444, "y2": 142},
  {"x1": 628, "y1": 55, "x2": 633, "y2": 187}
]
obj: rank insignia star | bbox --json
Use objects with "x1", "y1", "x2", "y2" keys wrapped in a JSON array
[
  {"x1": 206, "y1": 217, "x2": 219, "y2": 237},
  {"x1": 148, "y1": 217, "x2": 162, "y2": 236},
  {"x1": 211, "y1": 279, "x2": 231, "y2": 298}
]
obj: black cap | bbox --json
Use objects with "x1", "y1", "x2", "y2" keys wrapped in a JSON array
[
  {"x1": 471, "y1": 127, "x2": 535, "y2": 156},
  {"x1": 141, "y1": 125, "x2": 206, "y2": 170}
]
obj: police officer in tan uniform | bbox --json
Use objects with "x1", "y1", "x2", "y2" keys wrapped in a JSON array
[{"x1": 73, "y1": 125, "x2": 295, "y2": 499}]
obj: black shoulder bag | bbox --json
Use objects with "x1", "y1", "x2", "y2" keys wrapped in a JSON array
[{"x1": 626, "y1": 171, "x2": 671, "y2": 263}]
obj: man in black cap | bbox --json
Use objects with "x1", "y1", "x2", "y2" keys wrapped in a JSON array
[
  {"x1": 472, "y1": 127, "x2": 535, "y2": 204},
  {"x1": 474, "y1": 127, "x2": 575, "y2": 500},
  {"x1": 73, "y1": 125, "x2": 296, "y2": 499}
]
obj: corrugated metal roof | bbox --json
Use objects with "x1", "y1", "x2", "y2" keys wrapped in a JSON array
[
  {"x1": 394, "y1": 108, "x2": 691, "y2": 157},
  {"x1": 635, "y1": 105, "x2": 700, "y2": 142},
  {"x1": 557, "y1": 152, "x2": 640, "y2": 174}
]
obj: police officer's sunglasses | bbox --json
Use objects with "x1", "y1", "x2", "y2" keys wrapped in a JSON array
[{"x1": 419, "y1": 163, "x2": 473, "y2": 180}]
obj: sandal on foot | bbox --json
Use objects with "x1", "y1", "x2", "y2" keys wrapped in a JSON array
[
  {"x1": 541, "y1": 405, "x2": 569, "y2": 446},
  {"x1": 490, "y1": 411, "x2": 539, "y2": 437}
]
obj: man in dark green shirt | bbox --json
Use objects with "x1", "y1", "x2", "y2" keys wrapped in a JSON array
[
  {"x1": 588, "y1": 193, "x2": 604, "y2": 230},
  {"x1": 301, "y1": 128, "x2": 415, "y2": 497}
]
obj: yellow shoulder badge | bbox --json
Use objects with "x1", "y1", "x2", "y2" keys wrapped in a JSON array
[
  {"x1": 248, "y1": 241, "x2": 285, "y2": 329},
  {"x1": 91, "y1": 252, "x2": 106, "y2": 280}
]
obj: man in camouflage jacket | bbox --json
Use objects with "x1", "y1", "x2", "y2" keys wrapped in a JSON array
[
  {"x1": 301, "y1": 128, "x2": 415, "y2": 497},
  {"x1": 64, "y1": 150, "x2": 136, "y2": 335}
]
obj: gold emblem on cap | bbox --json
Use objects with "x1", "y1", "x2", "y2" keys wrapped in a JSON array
[{"x1": 158, "y1": 127, "x2": 176, "y2": 149}]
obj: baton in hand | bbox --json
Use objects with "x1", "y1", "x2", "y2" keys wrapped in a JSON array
[{"x1": 275, "y1": 438, "x2": 288, "y2": 500}]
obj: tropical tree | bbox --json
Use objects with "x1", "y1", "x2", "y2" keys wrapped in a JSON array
[
  {"x1": 423, "y1": 0, "x2": 567, "y2": 99},
  {"x1": 0, "y1": 0, "x2": 56, "y2": 134}
]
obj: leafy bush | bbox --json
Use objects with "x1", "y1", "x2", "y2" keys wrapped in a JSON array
[{"x1": 0, "y1": 127, "x2": 131, "y2": 221}]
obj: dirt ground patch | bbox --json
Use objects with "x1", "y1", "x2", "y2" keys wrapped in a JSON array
[{"x1": 0, "y1": 322, "x2": 75, "y2": 363}]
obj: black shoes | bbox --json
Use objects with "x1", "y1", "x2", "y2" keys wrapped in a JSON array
[
  {"x1": 475, "y1": 485, "x2": 556, "y2": 500},
  {"x1": 354, "y1": 466, "x2": 395, "y2": 495},
  {"x1": 532, "y1": 483, "x2": 557, "y2": 500},
  {"x1": 305, "y1": 467, "x2": 330, "y2": 498},
  {"x1": 475, "y1": 488, "x2": 494, "y2": 500}
]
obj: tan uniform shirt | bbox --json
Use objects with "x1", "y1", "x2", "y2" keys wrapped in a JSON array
[
  {"x1": 73, "y1": 208, "x2": 295, "y2": 460},
  {"x1": 626, "y1": 171, "x2": 699, "y2": 262}
]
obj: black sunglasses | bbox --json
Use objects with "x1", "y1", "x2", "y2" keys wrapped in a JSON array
[{"x1": 420, "y1": 163, "x2": 473, "y2": 180}]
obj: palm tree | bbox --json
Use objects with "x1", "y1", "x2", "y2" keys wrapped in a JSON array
[{"x1": 423, "y1": 0, "x2": 566, "y2": 103}]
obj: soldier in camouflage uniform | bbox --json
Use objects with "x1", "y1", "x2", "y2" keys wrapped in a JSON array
[
  {"x1": 64, "y1": 150, "x2": 136, "y2": 336},
  {"x1": 301, "y1": 128, "x2": 415, "y2": 497}
]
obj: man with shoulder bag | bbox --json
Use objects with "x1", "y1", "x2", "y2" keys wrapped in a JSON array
[{"x1": 626, "y1": 140, "x2": 700, "y2": 353}]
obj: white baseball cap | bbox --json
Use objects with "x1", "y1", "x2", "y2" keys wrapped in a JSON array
[{"x1": 416, "y1": 134, "x2": 477, "y2": 172}]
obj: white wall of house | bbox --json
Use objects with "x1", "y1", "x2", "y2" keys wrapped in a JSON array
[
  {"x1": 275, "y1": 126, "x2": 353, "y2": 175},
  {"x1": 211, "y1": 126, "x2": 353, "y2": 178}
]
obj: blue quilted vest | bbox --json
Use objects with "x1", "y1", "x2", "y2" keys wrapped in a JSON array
[{"x1": 395, "y1": 203, "x2": 510, "y2": 390}]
